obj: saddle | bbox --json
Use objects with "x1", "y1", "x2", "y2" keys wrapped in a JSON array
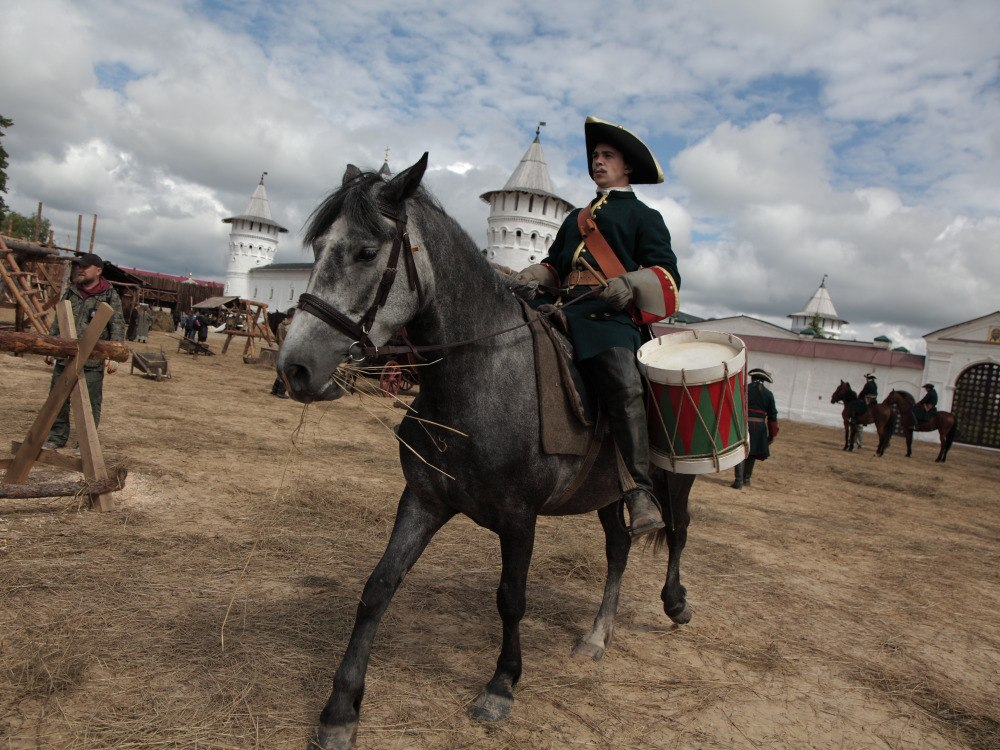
[
  {"x1": 849, "y1": 399, "x2": 868, "y2": 419},
  {"x1": 519, "y1": 300, "x2": 595, "y2": 455}
]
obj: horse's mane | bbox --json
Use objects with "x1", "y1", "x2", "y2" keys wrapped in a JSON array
[
  {"x1": 895, "y1": 390, "x2": 915, "y2": 406},
  {"x1": 303, "y1": 167, "x2": 513, "y2": 300}
]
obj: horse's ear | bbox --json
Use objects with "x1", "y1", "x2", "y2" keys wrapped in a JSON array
[
  {"x1": 342, "y1": 164, "x2": 362, "y2": 186},
  {"x1": 381, "y1": 152, "x2": 429, "y2": 206}
]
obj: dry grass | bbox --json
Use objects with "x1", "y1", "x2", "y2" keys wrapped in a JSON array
[{"x1": 1, "y1": 329, "x2": 999, "y2": 749}]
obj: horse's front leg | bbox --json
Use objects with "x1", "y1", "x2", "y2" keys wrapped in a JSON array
[
  {"x1": 312, "y1": 488, "x2": 454, "y2": 750},
  {"x1": 658, "y1": 471, "x2": 694, "y2": 623},
  {"x1": 468, "y1": 515, "x2": 536, "y2": 722},
  {"x1": 572, "y1": 502, "x2": 631, "y2": 661}
]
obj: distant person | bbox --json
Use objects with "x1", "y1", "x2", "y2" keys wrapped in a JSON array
[
  {"x1": 135, "y1": 304, "x2": 152, "y2": 343},
  {"x1": 731, "y1": 368, "x2": 779, "y2": 489},
  {"x1": 196, "y1": 312, "x2": 209, "y2": 344},
  {"x1": 43, "y1": 254, "x2": 126, "y2": 450},
  {"x1": 271, "y1": 308, "x2": 295, "y2": 398}
]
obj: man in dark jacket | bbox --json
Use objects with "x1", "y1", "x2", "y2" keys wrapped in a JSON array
[
  {"x1": 44, "y1": 253, "x2": 126, "y2": 449},
  {"x1": 515, "y1": 116, "x2": 680, "y2": 537},
  {"x1": 731, "y1": 368, "x2": 779, "y2": 489},
  {"x1": 913, "y1": 383, "x2": 938, "y2": 424}
]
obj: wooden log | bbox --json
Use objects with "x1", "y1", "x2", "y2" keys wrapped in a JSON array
[
  {"x1": 0, "y1": 331, "x2": 130, "y2": 362},
  {"x1": 0, "y1": 467, "x2": 127, "y2": 499}
]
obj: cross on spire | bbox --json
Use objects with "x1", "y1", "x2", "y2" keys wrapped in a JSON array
[{"x1": 259, "y1": 171, "x2": 268, "y2": 185}]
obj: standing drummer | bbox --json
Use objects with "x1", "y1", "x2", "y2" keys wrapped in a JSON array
[
  {"x1": 515, "y1": 116, "x2": 680, "y2": 537},
  {"x1": 731, "y1": 368, "x2": 779, "y2": 489}
]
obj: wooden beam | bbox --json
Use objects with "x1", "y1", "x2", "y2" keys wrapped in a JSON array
[
  {"x1": 58, "y1": 304, "x2": 113, "y2": 511},
  {"x1": 0, "y1": 466, "x2": 126, "y2": 499}
]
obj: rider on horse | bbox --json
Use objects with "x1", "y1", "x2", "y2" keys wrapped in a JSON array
[
  {"x1": 859, "y1": 373, "x2": 878, "y2": 406},
  {"x1": 515, "y1": 116, "x2": 680, "y2": 538},
  {"x1": 913, "y1": 383, "x2": 938, "y2": 424},
  {"x1": 853, "y1": 373, "x2": 878, "y2": 448}
]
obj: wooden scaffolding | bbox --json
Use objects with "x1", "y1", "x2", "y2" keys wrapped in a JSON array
[{"x1": 0, "y1": 235, "x2": 64, "y2": 334}]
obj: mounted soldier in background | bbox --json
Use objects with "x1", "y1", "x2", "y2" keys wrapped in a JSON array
[
  {"x1": 913, "y1": 383, "x2": 938, "y2": 424},
  {"x1": 853, "y1": 373, "x2": 878, "y2": 448}
]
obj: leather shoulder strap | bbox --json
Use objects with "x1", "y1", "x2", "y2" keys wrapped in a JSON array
[{"x1": 577, "y1": 202, "x2": 627, "y2": 279}]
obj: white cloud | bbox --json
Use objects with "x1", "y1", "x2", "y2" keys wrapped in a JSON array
[{"x1": 0, "y1": 0, "x2": 997, "y2": 347}]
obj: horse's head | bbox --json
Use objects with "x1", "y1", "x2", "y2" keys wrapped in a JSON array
[
  {"x1": 278, "y1": 154, "x2": 435, "y2": 402},
  {"x1": 831, "y1": 380, "x2": 851, "y2": 403}
]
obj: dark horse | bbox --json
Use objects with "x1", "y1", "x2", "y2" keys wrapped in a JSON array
[
  {"x1": 882, "y1": 390, "x2": 958, "y2": 462},
  {"x1": 830, "y1": 380, "x2": 895, "y2": 456},
  {"x1": 278, "y1": 155, "x2": 696, "y2": 750}
]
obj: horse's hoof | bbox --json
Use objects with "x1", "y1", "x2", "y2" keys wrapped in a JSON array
[
  {"x1": 308, "y1": 722, "x2": 358, "y2": 750},
  {"x1": 468, "y1": 691, "x2": 513, "y2": 721},
  {"x1": 666, "y1": 601, "x2": 692, "y2": 624},
  {"x1": 571, "y1": 639, "x2": 606, "y2": 662}
]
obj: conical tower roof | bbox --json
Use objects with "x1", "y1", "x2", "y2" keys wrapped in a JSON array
[
  {"x1": 480, "y1": 129, "x2": 565, "y2": 202},
  {"x1": 789, "y1": 277, "x2": 846, "y2": 323},
  {"x1": 223, "y1": 173, "x2": 288, "y2": 232}
]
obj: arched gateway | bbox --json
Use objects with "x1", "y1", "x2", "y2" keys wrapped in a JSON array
[{"x1": 951, "y1": 362, "x2": 1000, "y2": 448}]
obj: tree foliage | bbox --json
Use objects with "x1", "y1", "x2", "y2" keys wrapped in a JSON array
[{"x1": 3, "y1": 210, "x2": 52, "y2": 244}]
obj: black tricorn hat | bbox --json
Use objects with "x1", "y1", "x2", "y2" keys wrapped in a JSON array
[
  {"x1": 748, "y1": 368, "x2": 773, "y2": 383},
  {"x1": 585, "y1": 116, "x2": 664, "y2": 185},
  {"x1": 923, "y1": 383, "x2": 935, "y2": 389}
]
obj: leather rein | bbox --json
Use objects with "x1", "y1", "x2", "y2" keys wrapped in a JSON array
[{"x1": 297, "y1": 202, "x2": 599, "y2": 362}]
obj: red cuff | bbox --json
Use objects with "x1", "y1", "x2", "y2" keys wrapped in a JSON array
[{"x1": 631, "y1": 266, "x2": 679, "y2": 325}]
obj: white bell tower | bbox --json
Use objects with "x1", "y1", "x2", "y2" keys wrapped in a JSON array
[
  {"x1": 223, "y1": 172, "x2": 288, "y2": 299},
  {"x1": 479, "y1": 124, "x2": 573, "y2": 270}
]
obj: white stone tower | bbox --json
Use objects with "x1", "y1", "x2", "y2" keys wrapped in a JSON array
[
  {"x1": 789, "y1": 275, "x2": 848, "y2": 339},
  {"x1": 479, "y1": 124, "x2": 573, "y2": 270},
  {"x1": 223, "y1": 172, "x2": 288, "y2": 298}
]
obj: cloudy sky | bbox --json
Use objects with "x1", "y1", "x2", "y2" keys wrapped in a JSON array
[{"x1": 2, "y1": 0, "x2": 998, "y2": 352}]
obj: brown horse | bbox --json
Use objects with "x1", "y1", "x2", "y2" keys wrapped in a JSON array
[
  {"x1": 830, "y1": 380, "x2": 895, "y2": 456},
  {"x1": 882, "y1": 390, "x2": 958, "y2": 462}
]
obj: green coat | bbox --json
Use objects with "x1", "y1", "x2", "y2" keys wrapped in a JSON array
[
  {"x1": 540, "y1": 190, "x2": 679, "y2": 361},
  {"x1": 747, "y1": 381, "x2": 778, "y2": 460},
  {"x1": 50, "y1": 281, "x2": 126, "y2": 371}
]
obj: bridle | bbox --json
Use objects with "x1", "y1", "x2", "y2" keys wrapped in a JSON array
[
  {"x1": 297, "y1": 199, "x2": 600, "y2": 362},
  {"x1": 297, "y1": 202, "x2": 424, "y2": 361}
]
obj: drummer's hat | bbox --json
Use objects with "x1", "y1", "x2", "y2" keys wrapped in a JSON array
[
  {"x1": 748, "y1": 368, "x2": 773, "y2": 383},
  {"x1": 923, "y1": 383, "x2": 935, "y2": 389},
  {"x1": 865, "y1": 372, "x2": 877, "y2": 380},
  {"x1": 585, "y1": 116, "x2": 664, "y2": 185}
]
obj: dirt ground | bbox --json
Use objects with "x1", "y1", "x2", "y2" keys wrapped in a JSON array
[{"x1": 1, "y1": 329, "x2": 998, "y2": 750}]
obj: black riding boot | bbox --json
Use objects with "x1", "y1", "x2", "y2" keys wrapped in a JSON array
[
  {"x1": 743, "y1": 457, "x2": 757, "y2": 486},
  {"x1": 583, "y1": 348, "x2": 665, "y2": 538},
  {"x1": 731, "y1": 461, "x2": 744, "y2": 489}
]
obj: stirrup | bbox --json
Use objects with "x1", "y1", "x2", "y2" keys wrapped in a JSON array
[{"x1": 620, "y1": 489, "x2": 665, "y2": 538}]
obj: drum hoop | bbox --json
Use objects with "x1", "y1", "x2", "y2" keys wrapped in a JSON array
[{"x1": 637, "y1": 330, "x2": 747, "y2": 386}]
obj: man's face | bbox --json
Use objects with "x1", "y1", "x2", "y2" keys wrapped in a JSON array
[
  {"x1": 591, "y1": 142, "x2": 631, "y2": 189},
  {"x1": 73, "y1": 263, "x2": 103, "y2": 287}
]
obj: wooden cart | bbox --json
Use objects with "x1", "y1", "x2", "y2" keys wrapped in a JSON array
[{"x1": 131, "y1": 347, "x2": 171, "y2": 380}]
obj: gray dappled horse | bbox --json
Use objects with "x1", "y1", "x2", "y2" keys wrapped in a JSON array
[{"x1": 278, "y1": 154, "x2": 696, "y2": 750}]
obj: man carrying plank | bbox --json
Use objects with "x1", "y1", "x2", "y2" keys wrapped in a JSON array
[{"x1": 43, "y1": 253, "x2": 126, "y2": 449}]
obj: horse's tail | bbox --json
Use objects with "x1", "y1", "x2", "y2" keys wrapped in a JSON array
[
  {"x1": 650, "y1": 527, "x2": 669, "y2": 555},
  {"x1": 884, "y1": 407, "x2": 898, "y2": 446},
  {"x1": 945, "y1": 418, "x2": 958, "y2": 450}
]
